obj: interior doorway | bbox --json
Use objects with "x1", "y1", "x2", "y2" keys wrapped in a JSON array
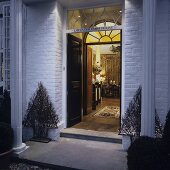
[{"x1": 67, "y1": 30, "x2": 121, "y2": 133}]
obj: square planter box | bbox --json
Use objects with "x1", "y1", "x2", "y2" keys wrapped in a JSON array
[
  {"x1": 122, "y1": 135, "x2": 131, "y2": 151},
  {"x1": 23, "y1": 127, "x2": 60, "y2": 141}
]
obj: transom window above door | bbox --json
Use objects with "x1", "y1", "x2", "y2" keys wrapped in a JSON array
[
  {"x1": 85, "y1": 26, "x2": 121, "y2": 43},
  {"x1": 67, "y1": 5, "x2": 122, "y2": 30}
]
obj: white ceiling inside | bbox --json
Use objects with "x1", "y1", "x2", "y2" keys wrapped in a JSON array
[
  {"x1": 23, "y1": 0, "x2": 122, "y2": 9},
  {"x1": 91, "y1": 44, "x2": 120, "y2": 54}
]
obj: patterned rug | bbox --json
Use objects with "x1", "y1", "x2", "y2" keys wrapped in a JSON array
[{"x1": 93, "y1": 106, "x2": 120, "y2": 118}]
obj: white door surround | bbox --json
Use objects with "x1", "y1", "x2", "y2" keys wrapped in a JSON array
[{"x1": 62, "y1": 3, "x2": 124, "y2": 128}]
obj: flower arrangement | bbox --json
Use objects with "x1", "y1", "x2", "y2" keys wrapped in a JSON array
[{"x1": 93, "y1": 64, "x2": 102, "y2": 75}]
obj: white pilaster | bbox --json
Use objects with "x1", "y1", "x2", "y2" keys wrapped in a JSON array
[
  {"x1": 168, "y1": 3, "x2": 170, "y2": 110},
  {"x1": 10, "y1": 0, "x2": 26, "y2": 153},
  {"x1": 141, "y1": 0, "x2": 157, "y2": 137},
  {"x1": 62, "y1": 8, "x2": 67, "y2": 128}
]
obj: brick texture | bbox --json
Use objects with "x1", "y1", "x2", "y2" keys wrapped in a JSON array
[
  {"x1": 124, "y1": 0, "x2": 143, "y2": 113},
  {"x1": 155, "y1": 0, "x2": 170, "y2": 123},
  {"x1": 123, "y1": 0, "x2": 143, "y2": 150},
  {"x1": 25, "y1": 1, "x2": 63, "y2": 123},
  {"x1": 23, "y1": 0, "x2": 170, "y2": 142},
  {"x1": 124, "y1": 0, "x2": 170, "y2": 124},
  {"x1": 169, "y1": 1, "x2": 170, "y2": 110}
]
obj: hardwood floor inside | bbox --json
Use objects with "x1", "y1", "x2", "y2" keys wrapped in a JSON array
[{"x1": 72, "y1": 98, "x2": 120, "y2": 133}]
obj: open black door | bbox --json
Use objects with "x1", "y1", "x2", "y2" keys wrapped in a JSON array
[{"x1": 67, "y1": 34, "x2": 82, "y2": 127}]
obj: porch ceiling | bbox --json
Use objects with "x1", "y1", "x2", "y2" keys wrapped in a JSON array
[
  {"x1": 58, "y1": 0, "x2": 122, "y2": 9},
  {"x1": 23, "y1": 0, "x2": 123, "y2": 8},
  {"x1": 23, "y1": 0, "x2": 54, "y2": 4}
]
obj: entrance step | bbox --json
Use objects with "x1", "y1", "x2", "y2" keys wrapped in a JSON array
[{"x1": 60, "y1": 128, "x2": 122, "y2": 144}]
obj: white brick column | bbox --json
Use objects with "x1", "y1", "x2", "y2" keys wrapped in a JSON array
[
  {"x1": 10, "y1": 0, "x2": 26, "y2": 153},
  {"x1": 168, "y1": 4, "x2": 170, "y2": 110},
  {"x1": 141, "y1": 0, "x2": 157, "y2": 137}
]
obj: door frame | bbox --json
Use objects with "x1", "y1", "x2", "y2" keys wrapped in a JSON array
[
  {"x1": 61, "y1": 1, "x2": 125, "y2": 134},
  {"x1": 63, "y1": 27, "x2": 124, "y2": 129},
  {"x1": 83, "y1": 30, "x2": 122, "y2": 126}
]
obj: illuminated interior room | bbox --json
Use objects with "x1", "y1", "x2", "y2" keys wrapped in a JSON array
[{"x1": 68, "y1": 28, "x2": 121, "y2": 133}]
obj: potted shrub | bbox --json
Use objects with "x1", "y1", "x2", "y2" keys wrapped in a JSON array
[
  {"x1": 120, "y1": 86, "x2": 164, "y2": 150},
  {"x1": 127, "y1": 110, "x2": 170, "y2": 170},
  {"x1": 162, "y1": 110, "x2": 170, "y2": 159},
  {"x1": 0, "y1": 90, "x2": 11, "y2": 124},
  {"x1": 119, "y1": 86, "x2": 142, "y2": 150},
  {"x1": 0, "y1": 122, "x2": 13, "y2": 169},
  {"x1": 23, "y1": 82, "x2": 59, "y2": 142}
]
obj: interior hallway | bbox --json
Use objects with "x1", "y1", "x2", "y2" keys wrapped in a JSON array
[{"x1": 72, "y1": 98, "x2": 120, "y2": 132}]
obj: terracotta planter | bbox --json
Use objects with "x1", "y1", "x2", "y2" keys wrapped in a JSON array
[{"x1": 0, "y1": 149, "x2": 13, "y2": 169}]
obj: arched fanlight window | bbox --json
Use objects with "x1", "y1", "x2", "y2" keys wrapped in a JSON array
[{"x1": 85, "y1": 22, "x2": 121, "y2": 43}]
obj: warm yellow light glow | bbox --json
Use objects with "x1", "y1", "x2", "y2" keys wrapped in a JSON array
[
  {"x1": 100, "y1": 36, "x2": 111, "y2": 42},
  {"x1": 86, "y1": 34, "x2": 98, "y2": 43},
  {"x1": 86, "y1": 30, "x2": 121, "y2": 43},
  {"x1": 96, "y1": 46, "x2": 100, "y2": 65},
  {"x1": 112, "y1": 34, "x2": 120, "y2": 42}
]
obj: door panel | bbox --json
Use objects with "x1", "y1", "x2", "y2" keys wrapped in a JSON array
[{"x1": 67, "y1": 34, "x2": 82, "y2": 127}]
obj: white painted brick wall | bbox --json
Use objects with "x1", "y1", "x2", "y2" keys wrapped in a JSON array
[
  {"x1": 25, "y1": 1, "x2": 63, "y2": 124},
  {"x1": 155, "y1": 0, "x2": 170, "y2": 123},
  {"x1": 123, "y1": 0, "x2": 143, "y2": 150},
  {"x1": 169, "y1": 0, "x2": 170, "y2": 110},
  {"x1": 124, "y1": 0, "x2": 170, "y2": 123},
  {"x1": 123, "y1": 0, "x2": 170, "y2": 150},
  {"x1": 124, "y1": 0, "x2": 143, "y2": 112}
]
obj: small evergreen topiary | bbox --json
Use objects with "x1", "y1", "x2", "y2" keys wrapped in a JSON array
[
  {"x1": 0, "y1": 123, "x2": 13, "y2": 153},
  {"x1": 127, "y1": 136, "x2": 169, "y2": 170},
  {"x1": 0, "y1": 90, "x2": 11, "y2": 124},
  {"x1": 23, "y1": 82, "x2": 59, "y2": 139},
  {"x1": 163, "y1": 110, "x2": 170, "y2": 141},
  {"x1": 0, "y1": 123, "x2": 13, "y2": 169},
  {"x1": 119, "y1": 86, "x2": 141, "y2": 141},
  {"x1": 155, "y1": 110, "x2": 164, "y2": 138},
  {"x1": 120, "y1": 86, "x2": 164, "y2": 141},
  {"x1": 127, "y1": 110, "x2": 170, "y2": 170},
  {"x1": 162, "y1": 110, "x2": 170, "y2": 155}
]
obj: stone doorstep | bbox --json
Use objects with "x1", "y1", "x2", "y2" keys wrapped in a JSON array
[{"x1": 60, "y1": 128, "x2": 122, "y2": 144}]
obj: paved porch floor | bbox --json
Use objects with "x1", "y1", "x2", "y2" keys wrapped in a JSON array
[{"x1": 19, "y1": 138, "x2": 127, "y2": 170}]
